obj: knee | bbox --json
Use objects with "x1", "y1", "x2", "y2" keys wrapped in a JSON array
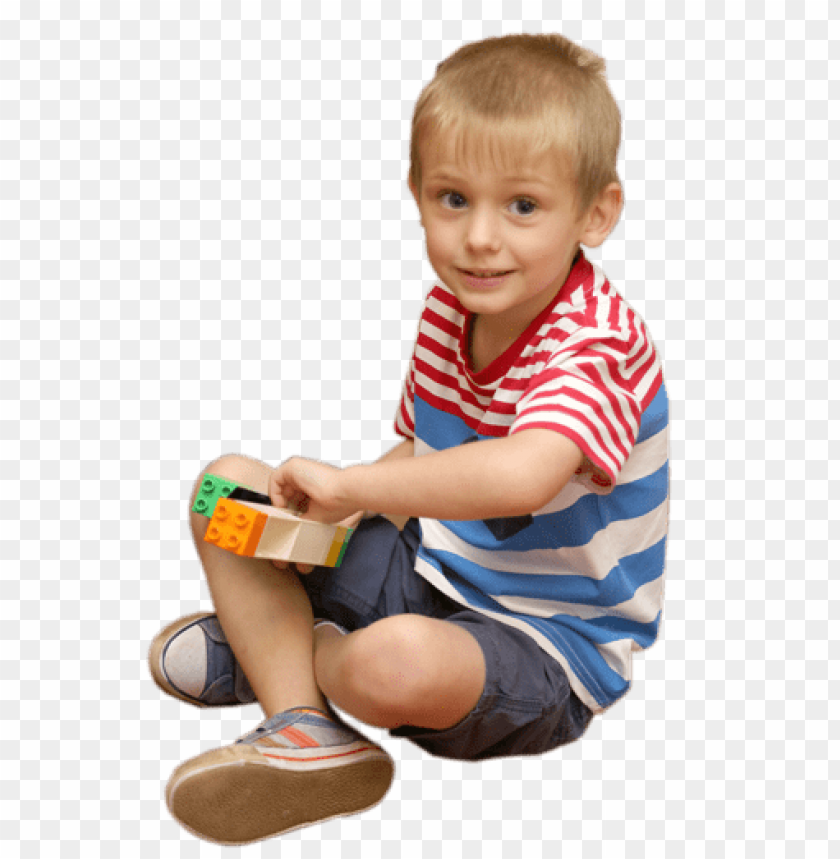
[{"x1": 341, "y1": 616, "x2": 437, "y2": 725}]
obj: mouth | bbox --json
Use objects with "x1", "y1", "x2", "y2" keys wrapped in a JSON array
[{"x1": 459, "y1": 268, "x2": 513, "y2": 279}]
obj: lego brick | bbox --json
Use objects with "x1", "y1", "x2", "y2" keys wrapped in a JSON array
[
  {"x1": 204, "y1": 498, "x2": 267, "y2": 556},
  {"x1": 192, "y1": 474, "x2": 243, "y2": 518},
  {"x1": 203, "y1": 497, "x2": 355, "y2": 568}
]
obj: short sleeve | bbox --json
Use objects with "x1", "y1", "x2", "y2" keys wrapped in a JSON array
[
  {"x1": 394, "y1": 353, "x2": 416, "y2": 440},
  {"x1": 510, "y1": 325, "x2": 661, "y2": 492}
]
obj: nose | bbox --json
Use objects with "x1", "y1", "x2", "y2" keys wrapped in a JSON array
[{"x1": 464, "y1": 207, "x2": 502, "y2": 254}]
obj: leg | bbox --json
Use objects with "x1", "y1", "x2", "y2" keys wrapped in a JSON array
[
  {"x1": 314, "y1": 614, "x2": 486, "y2": 730},
  {"x1": 190, "y1": 454, "x2": 328, "y2": 717}
]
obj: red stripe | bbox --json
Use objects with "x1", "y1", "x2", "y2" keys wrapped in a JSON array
[
  {"x1": 280, "y1": 726, "x2": 320, "y2": 748},
  {"x1": 523, "y1": 363, "x2": 638, "y2": 449},
  {"x1": 417, "y1": 329, "x2": 459, "y2": 365},
  {"x1": 261, "y1": 744, "x2": 381, "y2": 764},
  {"x1": 574, "y1": 356, "x2": 638, "y2": 446},
  {"x1": 430, "y1": 286, "x2": 462, "y2": 313},
  {"x1": 424, "y1": 306, "x2": 463, "y2": 341},
  {"x1": 414, "y1": 358, "x2": 489, "y2": 416}
]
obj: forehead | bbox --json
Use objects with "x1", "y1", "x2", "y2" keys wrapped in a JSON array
[{"x1": 418, "y1": 122, "x2": 574, "y2": 187}]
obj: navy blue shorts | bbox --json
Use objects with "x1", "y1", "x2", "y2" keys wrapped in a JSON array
[{"x1": 300, "y1": 516, "x2": 593, "y2": 761}]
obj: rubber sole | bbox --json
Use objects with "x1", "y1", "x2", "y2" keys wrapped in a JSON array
[{"x1": 166, "y1": 744, "x2": 394, "y2": 844}]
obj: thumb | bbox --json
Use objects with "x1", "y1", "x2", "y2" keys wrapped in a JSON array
[{"x1": 339, "y1": 510, "x2": 364, "y2": 530}]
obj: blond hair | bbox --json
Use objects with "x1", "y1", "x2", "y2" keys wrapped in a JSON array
[{"x1": 409, "y1": 34, "x2": 622, "y2": 218}]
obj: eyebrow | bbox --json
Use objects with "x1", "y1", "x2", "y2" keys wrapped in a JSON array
[{"x1": 425, "y1": 171, "x2": 552, "y2": 187}]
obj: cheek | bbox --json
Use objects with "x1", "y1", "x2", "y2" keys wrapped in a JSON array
[
  {"x1": 517, "y1": 240, "x2": 572, "y2": 290},
  {"x1": 517, "y1": 225, "x2": 571, "y2": 264},
  {"x1": 514, "y1": 236, "x2": 554, "y2": 271},
  {"x1": 424, "y1": 228, "x2": 451, "y2": 264}
]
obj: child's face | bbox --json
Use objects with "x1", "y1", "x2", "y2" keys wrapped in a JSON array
[{"x1": 410, "y1": 134, "x2": 602, "y2": 337}]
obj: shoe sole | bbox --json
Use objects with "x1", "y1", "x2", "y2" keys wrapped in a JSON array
[
  {"x1": 166, "y1": 743, "x2": 394, "y2": 844},
  {"x1": 148, "y1": 612, "x2": 216, "y2": 708}
]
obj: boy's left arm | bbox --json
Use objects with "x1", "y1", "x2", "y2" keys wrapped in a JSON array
[{"x1": 270, "y1": 430, "x2": 583, "y2": 523}]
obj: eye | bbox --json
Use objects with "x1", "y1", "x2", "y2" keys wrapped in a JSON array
[
  {"x1": 509, "y1": 198, "x2": 537, "y2": 216},
  {"x1": 438, "y1": 191, "x2": 467, "y2": 209}
]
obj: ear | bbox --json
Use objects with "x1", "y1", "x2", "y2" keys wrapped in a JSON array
[{"x1": 579, "y1": 182, "x2": 623, "y2": 249}]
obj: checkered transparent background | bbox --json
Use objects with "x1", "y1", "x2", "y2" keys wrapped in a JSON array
[{"x1": 1, "y1": 2, "x2": 836, "y2": 856}]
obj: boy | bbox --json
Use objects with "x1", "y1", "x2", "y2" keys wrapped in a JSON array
[{"x1": 149, "y1": 33, "x2": 669, "y2": 845}]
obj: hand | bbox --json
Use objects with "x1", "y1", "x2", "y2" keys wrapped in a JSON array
[
  {"x1": 270, "y1": 508, "x2": 365, "y2": 575},
  {"x1": 269, "y1": 457, "x2": 359, "y2": 523},
  {"x1": 268, "y1": 457, "x2": 362, "y2": 574}
]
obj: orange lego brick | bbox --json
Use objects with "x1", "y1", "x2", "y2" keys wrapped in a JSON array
[{"x1": 204, "y1": 498, "x2": 267, "y2": 557}]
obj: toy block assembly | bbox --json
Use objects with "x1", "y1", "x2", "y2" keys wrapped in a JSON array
[{"x1": 204, "y1": 497, "x2": 354, "y2": 568}]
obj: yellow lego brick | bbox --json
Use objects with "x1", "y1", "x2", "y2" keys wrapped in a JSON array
[{"x1": 204, "y1": 498, "x2": 266, "y2": 557}]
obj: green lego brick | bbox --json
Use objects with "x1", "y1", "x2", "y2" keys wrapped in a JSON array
[{"x1": 192, "y1": 474, "x2": 243, "y2": 518}]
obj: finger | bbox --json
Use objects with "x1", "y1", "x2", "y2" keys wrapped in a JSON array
[
  {"x1": 271, "y1": 559, "x2": 290, "y2": 571},
  {"x1": 268, "y1": 471, "x2": 285, "y2": 508},
  {"x1": 293, "y1": 562, "x2": 314, "y2": 575}
]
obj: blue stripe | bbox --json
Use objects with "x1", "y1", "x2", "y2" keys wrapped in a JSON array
[
  {"x1": 421, "y1": 535, "x2": 666, "y2": 608},
  {"x1": 415, "y1": 396, "x2": 482, "y2": 451},
  {"x1": 440, "y1": 457, "x2": 668, "y2": 551}
]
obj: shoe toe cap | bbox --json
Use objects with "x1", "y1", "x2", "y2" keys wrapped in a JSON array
[{"x1": 162, "y1": 624, "x2": 208, "y2": 699}]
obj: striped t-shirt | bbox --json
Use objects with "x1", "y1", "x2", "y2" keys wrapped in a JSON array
[{"x1": 394, "y1": 253, "x2": 669, "y2": 713}]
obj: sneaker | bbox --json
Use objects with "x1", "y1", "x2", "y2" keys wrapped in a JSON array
[
  {"x1": 148, "y1": 612, "x2": 256, "y2": 707},
  {"x1": 166, "y1": 706, "x2": 394, "y2": 844},
  {"x1": 149, "y1": 613, "x2": 349, "y2": 707}
]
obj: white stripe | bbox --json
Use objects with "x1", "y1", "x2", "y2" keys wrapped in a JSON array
[
  {"x1": 493, "y1": 575, "x2": 664, "y2": 626},
  {"x1": 427, "y1": 291, "x2": 465, "y2": 326},
  {"x1": 638, "y1": 351, "x2": 663, "y2": 394},
  {"x1": 419, "y1": 497, "x2": 668, "y2": 583},
  {"x1": 580, "y1": 357, "x2": 640, "y2": 454},
  {"x1": 414, "y1": 340, "x2": 459, "y2": 378},
  {"x1": 616, "y1": 426, "x2": 668, "y2": 485},
  {"x1": 594, "y1": 637, "x2": 634, "y2": 685}
]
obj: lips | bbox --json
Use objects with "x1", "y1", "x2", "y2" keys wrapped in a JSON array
[
  {"x1": 460, "y1": 269, "x2": 512, "y2": 278},
  {"x1": 457, "y1": 268, "x2": 514, "y2": 290}
]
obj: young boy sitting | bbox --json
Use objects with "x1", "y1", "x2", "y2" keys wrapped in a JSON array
[{"x1": 149, "y1": 32, "x2": 669, "y2": 845}]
